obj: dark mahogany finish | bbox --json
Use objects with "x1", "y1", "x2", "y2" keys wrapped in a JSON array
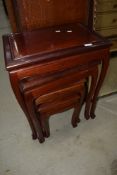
[
  {"x1": 21, "y1": 78, "x2": 86, "y2": 141},
  {"x1": 3, "y1": 0, "x2": 110, "y2": 143},
  {"x1": 10, "y1": 0, "x2": 90, "y2": 31}
]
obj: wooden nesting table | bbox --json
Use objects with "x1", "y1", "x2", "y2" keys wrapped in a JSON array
[{"x1": 3, "y1": 23, "x2": 111, "y2": 143}]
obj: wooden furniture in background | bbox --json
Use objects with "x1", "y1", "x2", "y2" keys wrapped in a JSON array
[
  {"x1": 93, "y1": 0, "x2": 117, "y2": 96},
  {"x1": 94, "y1": 0, "x2": 117, "y2": 52},
  {"x1": 4, "y1": 0, "x2": 17, "y2": 32},
  {"x1": 5, "y1": 0, "x2": 94, "y2": 32},
  {"x1": 94, "y1": 0, "x2": 117, "y2": 37}
]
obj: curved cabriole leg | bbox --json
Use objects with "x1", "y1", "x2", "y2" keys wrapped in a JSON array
[
  {"x1": 25, "y1": 94, "x2": 45, "y2": 143},
  {"x1": 40, "y1": 115, "x2": 50, "y2": 138},
  {"x1": 9, "y1": 72, "x2": 37, "y2": 140},
  {"x1": 72, "y1": 103, "x2": 81, "y2": 128},
  {"x1": 84, "y1": 67, "x2": 98, "y2": 120},
  {"x1": 90, "y1": 54, "x2": 109, "y2": 119},
  {"x1": 71, "y1": 87, "x2": 86, "y2": 127}
]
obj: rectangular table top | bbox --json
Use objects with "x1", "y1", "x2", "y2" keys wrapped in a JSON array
[{"x1": 3, "y1": 23, "x2": 111, "y2": 70}]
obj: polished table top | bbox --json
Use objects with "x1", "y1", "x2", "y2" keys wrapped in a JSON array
[{"x1": 3, "y1": 23, "x2": 111, "y2": 70}]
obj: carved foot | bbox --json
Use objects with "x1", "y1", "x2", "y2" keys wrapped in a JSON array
[
  {"x1": 32, "y1": 133, "x2": 37, "y2": 140},
  {"x1": 84, "y1": 110, "x2": 90, "y2": 120},
  {"x1": 77, "y1": 118, "x2": 81, "y2": 123},
  {"x1": 90, "y1": 113, "x2": 96, "y2": 119},
  {"x1": 40, "y1": 117, "x2": 50, "y2": 138},
  {"x1": 43, "y1": 130, "x2": 50, "y2": 138},
  {"x1": 38, "y1": 137, "x2": 45, "y2": 143},
  {"x1": 72, "y1": 122, "x2": 77, "y2": 128},
  {"x1": 72, "y1": 118, "x2": 80, "y2": 128}
]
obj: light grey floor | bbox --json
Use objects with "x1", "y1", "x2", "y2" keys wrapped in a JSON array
[{"x1": 0, "y1": 1, "x2": 117, "y2": 175}]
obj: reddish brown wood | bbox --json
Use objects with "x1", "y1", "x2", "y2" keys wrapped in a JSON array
[
  {"x1": 38, "y1": 82, "x2": 85, "y2": 130},
  {"x1": 23, "y1": 80, "x2": 86, "y2": 139},
  {"x1": 24, "y1": 93, "x2": 45, "y2": 143},
  {"x1": 9, "y1": 72, "x2": 37, "y2": 139},
  {"x1": 8, "y1": 0, "x2": 91, "y2": 31},
  {"x1": 90, "y1": 51, "x2": 110, "y2": 119},
  {"x1": 71, "y1": 87, "x2": 86, "y2": 127},
  {"x1": 84, "y1": 66, "x2": 98, "y2": 120},
  {"x1": 40, "y1": 115, "x2": 50, "y2": 138},
  {"x1": 20, "y1": 64, "x2": 100, "y2": 141},
  {"x1": 3, "y1": 24, "x2": 110, "y2": 71},
  {"x1": 5, "y1": 0, "x2": 18, "y2": 32},
  {"x1": 3, "y1": 23, "x2": 111, "y2": 143}
]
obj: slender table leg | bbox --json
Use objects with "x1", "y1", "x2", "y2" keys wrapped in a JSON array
[
  {"x1": 40, "y1": 115, "x2": 50, "y2": 138},
  {"x1": 71, "y1": 103, "x2": 81, "y2": 128},
  {"x1": 9, "y1": 72, "x2": 37, "y2": 140},
  {"x1": 24, "y1": 93, "x2": 45, "y2": 143},
  {"x1": 90, "y1": 53, "x2": 109, "y2": 119},
  {"x1": 84, "y1": 66, "x2": 98, "y2": 120},
  {"x1": 71, "y1": 87, "x2": 86, "y2": 127}
]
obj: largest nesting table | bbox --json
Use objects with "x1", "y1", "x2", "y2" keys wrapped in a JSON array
[{"x1": 3, "y1": 23, "x2": 111, "y2": 143}]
